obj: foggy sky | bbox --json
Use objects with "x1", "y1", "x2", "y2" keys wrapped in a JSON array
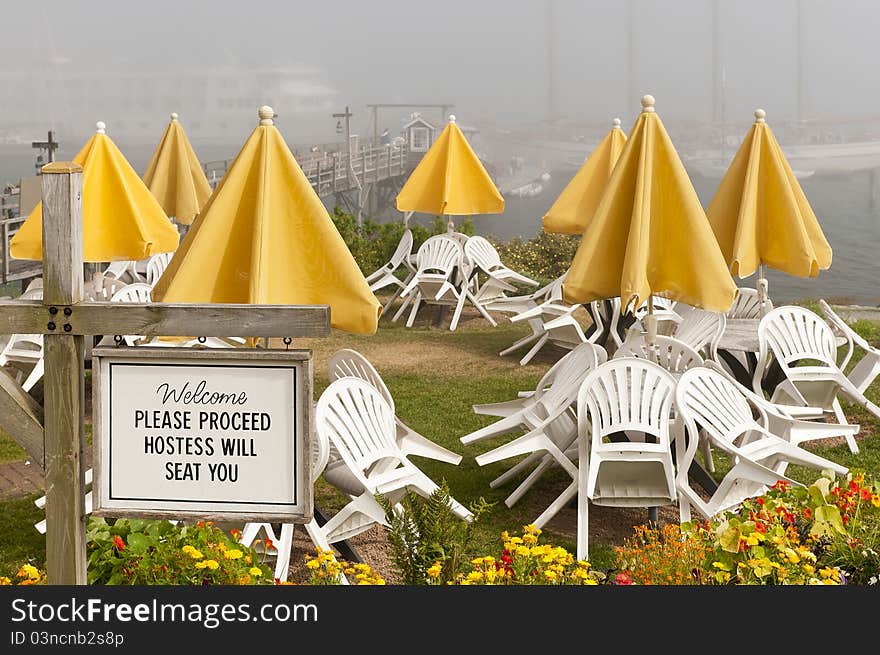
[{"x1": 2, "y1": 0, "x2": 879, "y2": 141}]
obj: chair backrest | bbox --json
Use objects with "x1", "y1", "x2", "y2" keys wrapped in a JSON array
[
  {"x1": 674, "y1": 309, "x2": 726, "y2": 359},
  {"x1": 727, "y1": 287, "x2": 772, "y2": 319},
  {"x1": 819, "y1": 299, "x2": 867, "y2": 352},
  {"x1": 146, "y1": 253, "x2": 172, "y2": 287},
  {"x1": 388, "y1": 229, "x2": 414, "y2": 269},
  {"x1": 19, "y1": 287, "x2": 43, "y2": 301},
  {"x1": 315, "y1": 377, "x2": 401, "y2": 477},
  {"x1": 110, "y1": 282, "x2": 153, "y2": 303},
  {"x1": 633, "y1": 297, "x2": 681, "y2": 323},
  {"x1": 613, "y1": 334, "x2": 704, "y2": 375},
  {"x1": 577, "y1": 358, "x2": 677, "y2": 451},
  {"x1": 463, "y1": 235, "x2": 502, "y2": 274},
  {"x1": 534, "y1": 342, "x2": 606, "y2": 417},
  {"x1": 675, "y1": 366, "x2": 758, "y2": 451},
  {"x1": 758, "y1": 305, "x2": 839, "y2": 369},
  {"x1": 327, "y1": 348, "x2": 394, "y2": 410},
  {"x1": 415, "y1": 235, "x2": 462, "y2": 276}
]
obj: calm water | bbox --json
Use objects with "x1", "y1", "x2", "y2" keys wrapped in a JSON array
[{"x1": 3, "y1": 143, "x2": 879, "y2": 305}]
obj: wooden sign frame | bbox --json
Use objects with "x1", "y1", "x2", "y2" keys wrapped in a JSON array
[{"x1": 91, "y1": 347, "x2": 313, "y2": 523}]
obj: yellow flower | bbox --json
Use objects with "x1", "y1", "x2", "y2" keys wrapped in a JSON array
[
  {"x1": 515, "y1": 546, "x2": 531, "y2": 557},
  {"x1": 224, "y1": 549, "x2": 243, "y2": 560},
  {"x1": 523, "y1": 524, "x2": 542, "y2": 536},
  {"x1": 783, "y1": 548, "x2": 800, "y2": 564},
  {"x1": 305, "y1": 559, "x2": 320, "y2": 570},
  {"x1": 523, "y1": 533, "x2": 538, "y2": 545},
  {"x1": 426, "y1": 563, "x2": 442, "y2": 579},
  {"x1": 183, "y1": 546, "x2": 204, "y2": 560},
  {"x1": 466, "y1": 571, "x2": 484, "y2": 582},
  {"x1": 195, "y1": 559, "x2": 219, "y2": 570},
  {"x1": 544, "y1": 570, "x2": 558, "y2": 582},
  {"x1": 249, "y1": 567, "x2": 263, "y2": 577},
  {"x1": 871, "y1": 494, "x2": 880, "y2": 508},
  {"x1": 0, "y1": 576, "x2": 11, "y2": 585},
  {"x1": 238, "y1": 574, "x2": 251, "y2": 584},
  {"x1": 17, "y1": 564, "x2": 40, "y2": 581}
]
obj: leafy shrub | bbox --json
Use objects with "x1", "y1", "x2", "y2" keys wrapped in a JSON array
[
  {"x1": 490, "y1": 232, "x2": 580, "y2": 285},
  {"x1": 86, "y1": 518, "x2": 273, "y2": 585},
  {"x1": 682, "y1": 472, "x2": 880, "y2": 585},
  {"x1": 448, "y1": 524, "x2": 605, "y2": 585},
  {"x1": 381, "y1": 480, "x2": 492, "y2": 585}
]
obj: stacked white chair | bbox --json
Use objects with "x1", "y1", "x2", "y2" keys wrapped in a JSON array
[
  {"x1": 675, "y1": 366, "x2": 849, "y2": 523},
  {"x1": 327, "y1": 348, "x2": 462, "y2": 465},
  {"x1": 755, "y1": 305, "x2": 877, "y2": 454},
  {"x1": 576, "y1": 358, "x2": 680, "y2": 560},
  {"x1": 464, "y1": 342, "x2": 607, "y2": 527},
  {"x1": 0, "y1": 286, "x2": 45, "y2": 392},
  {"x1": 727, "y1": 287, "x2": 773, "y2": 319},
  {"x1": 613, "y1": 334, "x2": 704, "y2": 376},
  {"x1": 364, "y1": 229, "x2": 416, "y2": 313},
  {"x1": 145, "y1": 252, "x2": 173, "y2": 288},
  {"x1": 464, "y1": 235, "x2": 537, "y2": 306},
  {"x1": 673, "y1": 308, "x2": 726, "y2": 362},
  {"x1": 394, "y1": 234, "x2": 495, "y2": 330}
]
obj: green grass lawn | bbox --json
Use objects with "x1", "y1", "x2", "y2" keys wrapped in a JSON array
[{"x1": 1, "y1": 305, "x2": 878, "y2": 579}]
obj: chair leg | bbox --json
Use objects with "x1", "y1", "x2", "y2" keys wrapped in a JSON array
[
  {"x1": 533, "y1": 480, "x2": 577, "y2": 528},
  {"x1": 832, "y1": 398, "x2": 860, "y2": 454},
  {"x1": 699, "y1": 437, "x2": 715, "y2": 474},
  {"x1": 467, "y1": 290, "x2": 497, "y2": 326},
  {"x1": 504, "y1": 456, "x2": 553, "y2": 508},
  {"x1": 499, "y1": 332, "x2": 541, "y2": 357},
  {"x1": 21, "y1": 359, "x2": 44, "y2": 392},
  {"x1": 450, "y1": 290, "x2": 468, "y2": 331},
  {"x1": 490, "y1": 452, "x2": 543, "y2": 488},
  {"x1": 406, "y1": 292, "x2": 422, "y2": 328},
  {"x1": 519, "y1": 333, "x2": 549, "y2": 366},
  {"x1": 272, "y1": 524, "x2": 295, "y2": 582},
  {"x1": 392, "y1": 291, "x2": 414, "y2": 322}
]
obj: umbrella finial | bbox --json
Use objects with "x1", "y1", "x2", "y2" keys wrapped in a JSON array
[
  {"x1": 754, "y1": 108, "x2": 766, "y2": 123},
  {"x1": 259, "y1": 105, "x2": 276, "y2": 126},
  {"x1": 170, "y1": 112, "x2": 179, "y2": 122},
  {"x1": 612, "y1": 117, "x2": 622, "y2": 129},
  {"x1": 641, "y1": 95, "x2": 656, "y2": 113},
  {"x1": 95, "y1": 121, "x2": 106, "y2": 135},
  {"x1": 448, "y1": 114, "x2": 456, "y2": 123}
]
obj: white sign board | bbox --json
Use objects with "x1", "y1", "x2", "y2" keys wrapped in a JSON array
[{"x1": 91, "y1": 348, "x2": 312, "y2": 522}]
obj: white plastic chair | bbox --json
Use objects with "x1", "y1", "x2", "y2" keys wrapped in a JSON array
[
  {"x1": 819, "y1": 299, "x2": 880, "y2": 394},
  {"x1": 576, "y1": 358, "x2": 680, "y2": 560},
  {"x1": 465, "y1": 342, "x2": 607, "y2": 527},
  {"x1": 727, "y1": 287, "x2": 773, "y2": 319},
  {"x1": 675, "y1": 366, "x2": 849, "y2": 523},
  {"x1": 464, "y1": 235, "x2": 537, "y2": 299},
  {"x1": 106, "y1": 283, "x2": 153, "y2": 346},
  {"x1": 613, "y1": 334, "x2": 704, "y2": 376},
  {"x1": 318, "y1": 377, "x2": 473, "y2": 521},
  {"x1": 145, "y1": 252, "x2": 173, "y2": 287},
  {"x1": 705, "y1": 360, "x2": 861, "y2": 450},
  {"x1": 327, "y1": 348, "x2": 462, "y2": 465},
  {"x1": 103, "y1": 260, "x2": 143, "y2": 284},
  {"x1": 506, "y1": 279, "x2": 590, "y2": 365},
  {"x1": 755, "y1": 305, "x2": 875, "y2": 454},
  {"x1": 394, "y1": 235, "x2": 493, "y2": 330},
  {"x1": 673, "y1": 309, "x2": 726, "y2": 362},
  {"x1": 0, "y1": 286, "x2": 44, "y2": 392},
  {"x1": 365, "y1": 229, "x2": 416, "y2": 313}
]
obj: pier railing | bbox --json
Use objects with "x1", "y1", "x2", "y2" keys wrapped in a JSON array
[
  {"x1": 0, "y1": 214, "x2": 40, "y2": 286},
  {"x1": 203, "y1": 139, "x2": 411, "y2": 196}
]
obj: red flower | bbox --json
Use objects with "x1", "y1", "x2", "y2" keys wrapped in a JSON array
[
  {"x1": 265, "y1": 538, "x2": 275, "y2": 552},
  {"x1": 113, "y1": 535, "x2": 125, "y2": 551},
  {"x1": 771, "y1": 480, "x2": 790, "y2": 491},
  {"x1": 197, "y1": 521, "x2": 205, "y2": 528},
  {"x1": 861, "y1": 489, "x2": 872, "y2": 501},
  {"x1": 756, "y1": 497, "x2": 765, "y2": 506},
  {"x1": 849, "y1": 481, "x2": 859, "y2": 493},
  {"x1": 614, "y1": 573, "x2": 633, "y2": 585},
  {"x1": 803, "y1": 507, "x2": 813, "y2": 520}
]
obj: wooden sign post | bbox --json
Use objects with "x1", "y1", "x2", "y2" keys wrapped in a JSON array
[{"x1": 0, "y1": 163, "x2": 330, "y2": 584}]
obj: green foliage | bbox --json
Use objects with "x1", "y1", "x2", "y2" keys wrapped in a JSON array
[
  {"x1": 0, "y1": 495, "x2": 45, "y2": 579},
  {"x1": 86, "y1": 518, "x2": 273, "y2": 585},
  {"x1": 381, "y1": 480, "x2": 493, "y2": 585},
  {"x1": 490, "y1": 232, "x2": 580, "y2": 285}
]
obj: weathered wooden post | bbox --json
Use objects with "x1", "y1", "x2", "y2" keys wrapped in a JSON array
[{"x1": 41, "y1": 162, "x2": 88, "y2": 584}]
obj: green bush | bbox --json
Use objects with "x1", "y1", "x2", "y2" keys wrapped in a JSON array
[
  {"x1": 490, "y1": 232, "x2": 581, "y2": 285},
  {"x1": 86, "y1": 518, "x2": 273, "y2": 585}
]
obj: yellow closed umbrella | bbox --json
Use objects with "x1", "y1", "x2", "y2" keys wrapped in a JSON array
[
  {"x1": 152, "y1": 106, "x2": 380, "y2": 335},
  {"x1": 707, "y1": 108, "x2": 832, "y2": 308},
  {"x1": 396, "y1": 115, "x2": 504, "y2": 231},
  {"x1": 11, "y1": 121, "x2": 180, "y2": 262},
  {"x1": 542, "y1": 118, "x2": 627, "y2": 234},
  {"x1": 143, "y1": 112, "x2": 212, "y2": 225},
  {"x1": 563, "y1": 95, "x2": 737, "y2": 331}
]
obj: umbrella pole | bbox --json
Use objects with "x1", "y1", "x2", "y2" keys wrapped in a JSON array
[
  {"x1": 645, "y1": 295, "x2": 658, "y2": 349},
  {"x1": 446, "y1": 214, "x2": 454, "y2": 233},
  {"x1": 757, "y1": 263, "x2": 769, "y2": 316}
]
